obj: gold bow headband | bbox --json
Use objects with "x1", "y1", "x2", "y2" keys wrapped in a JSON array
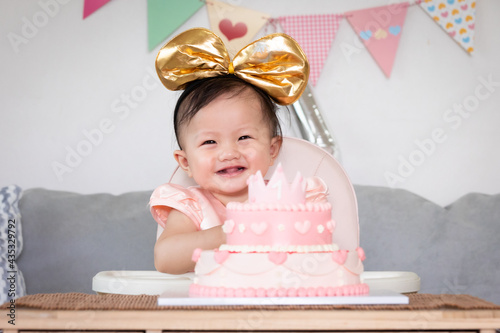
[{"x1": 155, "y1": 28, "x2": 309, "y2": 105}]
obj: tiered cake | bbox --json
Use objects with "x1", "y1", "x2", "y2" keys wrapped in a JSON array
[{"x1": 189, "y1": 165, "x2": 369, "y2": 297}]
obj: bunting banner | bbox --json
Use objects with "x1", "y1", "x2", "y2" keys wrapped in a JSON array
[
  {"x1": 77, "y1": 0, "x2": 482, "y2": 163},
  {"x1": 83, "y1": 0, "x2": 110, "y2": 19},
  {"x1": 345, "y1": 3, "x2": 408, "y2": 77},
  {"x1": 278, "y1": 14, "x2": 342, "y2": 86},
  {"x1": 206, "y1": 0, "x2": 270, "y2": 56},
  {"x1": 80, "y1": 1, "x2": 480, "y2": 79},
  {"x1": 419, "y1": 0, "x2": 476, "y2": 54},
  {"x1": 147, "y1": 0, "x2": 204, "y2": 51}
]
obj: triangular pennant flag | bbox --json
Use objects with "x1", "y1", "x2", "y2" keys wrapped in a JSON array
[
  {"x1": 346, "y1": 3, "x2": 408, "y2": 77},
  {"x1": 147, "y1": 0, "x2": 204, "y2": 51},
  {"x1": 279, "y1": 14, "x2": 342, "y2": 86},
  {"x1": 419, "y1": 0, "x2": 476, "y2": 54},
  {"x1": 83, "y1": 0, "x2": 111, "y2": 19},
  {"x1": 207, "y1": 0, "x2": 270, "y2": 56}
]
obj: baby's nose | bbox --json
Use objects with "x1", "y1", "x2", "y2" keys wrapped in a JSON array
[{"x1": 219, "y1": 144, "x2": 240, "y2": 161}]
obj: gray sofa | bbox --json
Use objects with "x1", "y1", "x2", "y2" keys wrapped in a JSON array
[{"x1": 1, "y1": 184, "x2": 499, "y2": 304}]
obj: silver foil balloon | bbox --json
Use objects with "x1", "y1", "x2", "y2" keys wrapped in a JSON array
[{"x1": 290, "y1": 84, "x2": 340, "y2": 159}]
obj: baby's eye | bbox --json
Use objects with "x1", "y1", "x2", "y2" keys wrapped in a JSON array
[
  {"x1": 239, "y1": 135, "x2": 251, "y2": 141},
  {"x1": 202, "y1": 140, "x2": 216, "y2": 145}
]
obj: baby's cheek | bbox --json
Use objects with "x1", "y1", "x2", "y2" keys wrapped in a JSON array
[
  {"x1": 247, "y1": 146, "x2": 272, "y2": 164},
  {"x1": 241, "y1": 146, "x2": 259, "y2": 157}
]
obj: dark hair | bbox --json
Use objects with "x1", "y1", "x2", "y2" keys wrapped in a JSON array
[{"x1": 173, "y1": 75, "x2": 281, "y2": 149}]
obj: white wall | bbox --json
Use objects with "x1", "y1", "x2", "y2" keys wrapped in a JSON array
[{"x1": 1, "y1": 0, "x2": 499, "y2": 207}]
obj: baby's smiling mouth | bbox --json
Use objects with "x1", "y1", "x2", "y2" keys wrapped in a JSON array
[{"x1": 217, "y1": 166, "x2": 247, "y2": 176}]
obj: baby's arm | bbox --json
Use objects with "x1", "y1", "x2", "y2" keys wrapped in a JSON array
[{"x1": 154, "y1": 209, "x2": 226, "y2": 274}]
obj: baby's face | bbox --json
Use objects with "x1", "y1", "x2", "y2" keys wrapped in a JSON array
[{"x1": 175, "y1": 90, "x2": 280, "y2": 204}]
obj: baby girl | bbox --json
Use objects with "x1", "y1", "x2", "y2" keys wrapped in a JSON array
[{"x1": 149, "y1": 28, "x2": 324, "y2": 274}]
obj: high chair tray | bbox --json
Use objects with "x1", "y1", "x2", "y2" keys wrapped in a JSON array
[
  {"x1": 361, "y1": 271, "x2": 421, "y2": 294},
  {"x1": 92, "y1": 270, "x2": 194, "y2": 295},
  {"x1": 157, "y1": 289, "x2": 409, "y2": 306},
  {"x1": 93, "y1": 270, "x2": 419, "y2": 299}
]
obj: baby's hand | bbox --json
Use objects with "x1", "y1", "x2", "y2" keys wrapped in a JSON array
[
  {"x1": 154, "y1": 210, "x2": 226, "y2": 274},
  {"x1": 213, "y1": 224, "x2": 227, "y2": 244}
]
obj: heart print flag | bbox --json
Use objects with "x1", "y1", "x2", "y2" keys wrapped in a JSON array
[
  {"x1": 419, "y1": 0, "x2": 476, "y2": 54},
  {"x1": 207, "y1": 0, "x2": 270, "y2": 56},
  {"x1": 346, "y1": 3, "x2": 409, "y2": 77}
]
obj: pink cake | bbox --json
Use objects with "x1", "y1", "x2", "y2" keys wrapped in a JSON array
[{"x1": 189, "y1": 165, "x2": 369, "y2": 297}]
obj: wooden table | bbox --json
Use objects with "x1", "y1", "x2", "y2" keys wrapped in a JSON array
[
  {"x1": 2, "y1": 293, "x2": 499, "y2": 332},
  {"x1": 3, "y1": 307, "x2": 500, "y2": 332}
]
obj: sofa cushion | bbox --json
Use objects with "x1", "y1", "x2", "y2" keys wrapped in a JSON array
[
  {"x1": 0, "y1": 185, "x2": 26, "y2": 303},
  {"x1": 356, "y1": 185, "x2": 500, "y2": 305},
  {"x1": 17, "y1": 188, "x2": 157, "y2": 295}
]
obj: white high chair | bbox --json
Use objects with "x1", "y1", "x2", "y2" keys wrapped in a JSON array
[{"x1": 93, "y1": 137, "x2": 420, "y2": 295}]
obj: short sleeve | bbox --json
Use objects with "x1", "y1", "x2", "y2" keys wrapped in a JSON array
[
  {"x1": 149, "y1": 183, "x2": 204, "y2": 230},
  {"x1": 305, "y1": 176, "x2": 329, "y2": 203}
]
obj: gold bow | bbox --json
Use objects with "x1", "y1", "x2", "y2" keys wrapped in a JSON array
[{"x1": 155, "y1": 28, "x2": 309, "y2": 105}]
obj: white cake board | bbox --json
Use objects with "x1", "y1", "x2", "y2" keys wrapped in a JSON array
[{"x1": 157, "y1": 289, "x2": 408, "y2": 306}]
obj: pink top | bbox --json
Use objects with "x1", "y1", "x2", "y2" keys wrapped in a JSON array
[{"x1": 150, "y1": 177, "x2": 328, "y2": 231}]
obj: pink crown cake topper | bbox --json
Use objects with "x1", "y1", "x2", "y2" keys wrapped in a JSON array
[{"x1": 247, "y1": 163, "x2": 306, "y2": 204}]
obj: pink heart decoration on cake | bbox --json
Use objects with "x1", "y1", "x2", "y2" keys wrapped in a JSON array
[
  {"x1": 326, "y1": 220, "x2": 335, "y2": 233},
  {"x1": 294, "y1": 220, "x2": 311, "y2": 234},
  {"x1": 250, "y1": 222, "x2": 268, "y2": 235},
  {"x1": 222, "y1": 219, "x2": 235, "y2": 234},
  {"x1": 191, "y1": 248, "x2": 203, "y2": 263},
  {"x1": 268, "y1": 251, "x2": 288, "y2": 265},
  {"x1": 332, "y1": 250, "x2": 349, "y2": 265},
  {"x1": 214, "y1": 250, "x2": 230, "y2": 264},
  {"x1": 219, "y1": 19, "x2": 248, "y2": 41},
  {"x1": 356, "y1": 247, "x2": 366, "y2": 261}
]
